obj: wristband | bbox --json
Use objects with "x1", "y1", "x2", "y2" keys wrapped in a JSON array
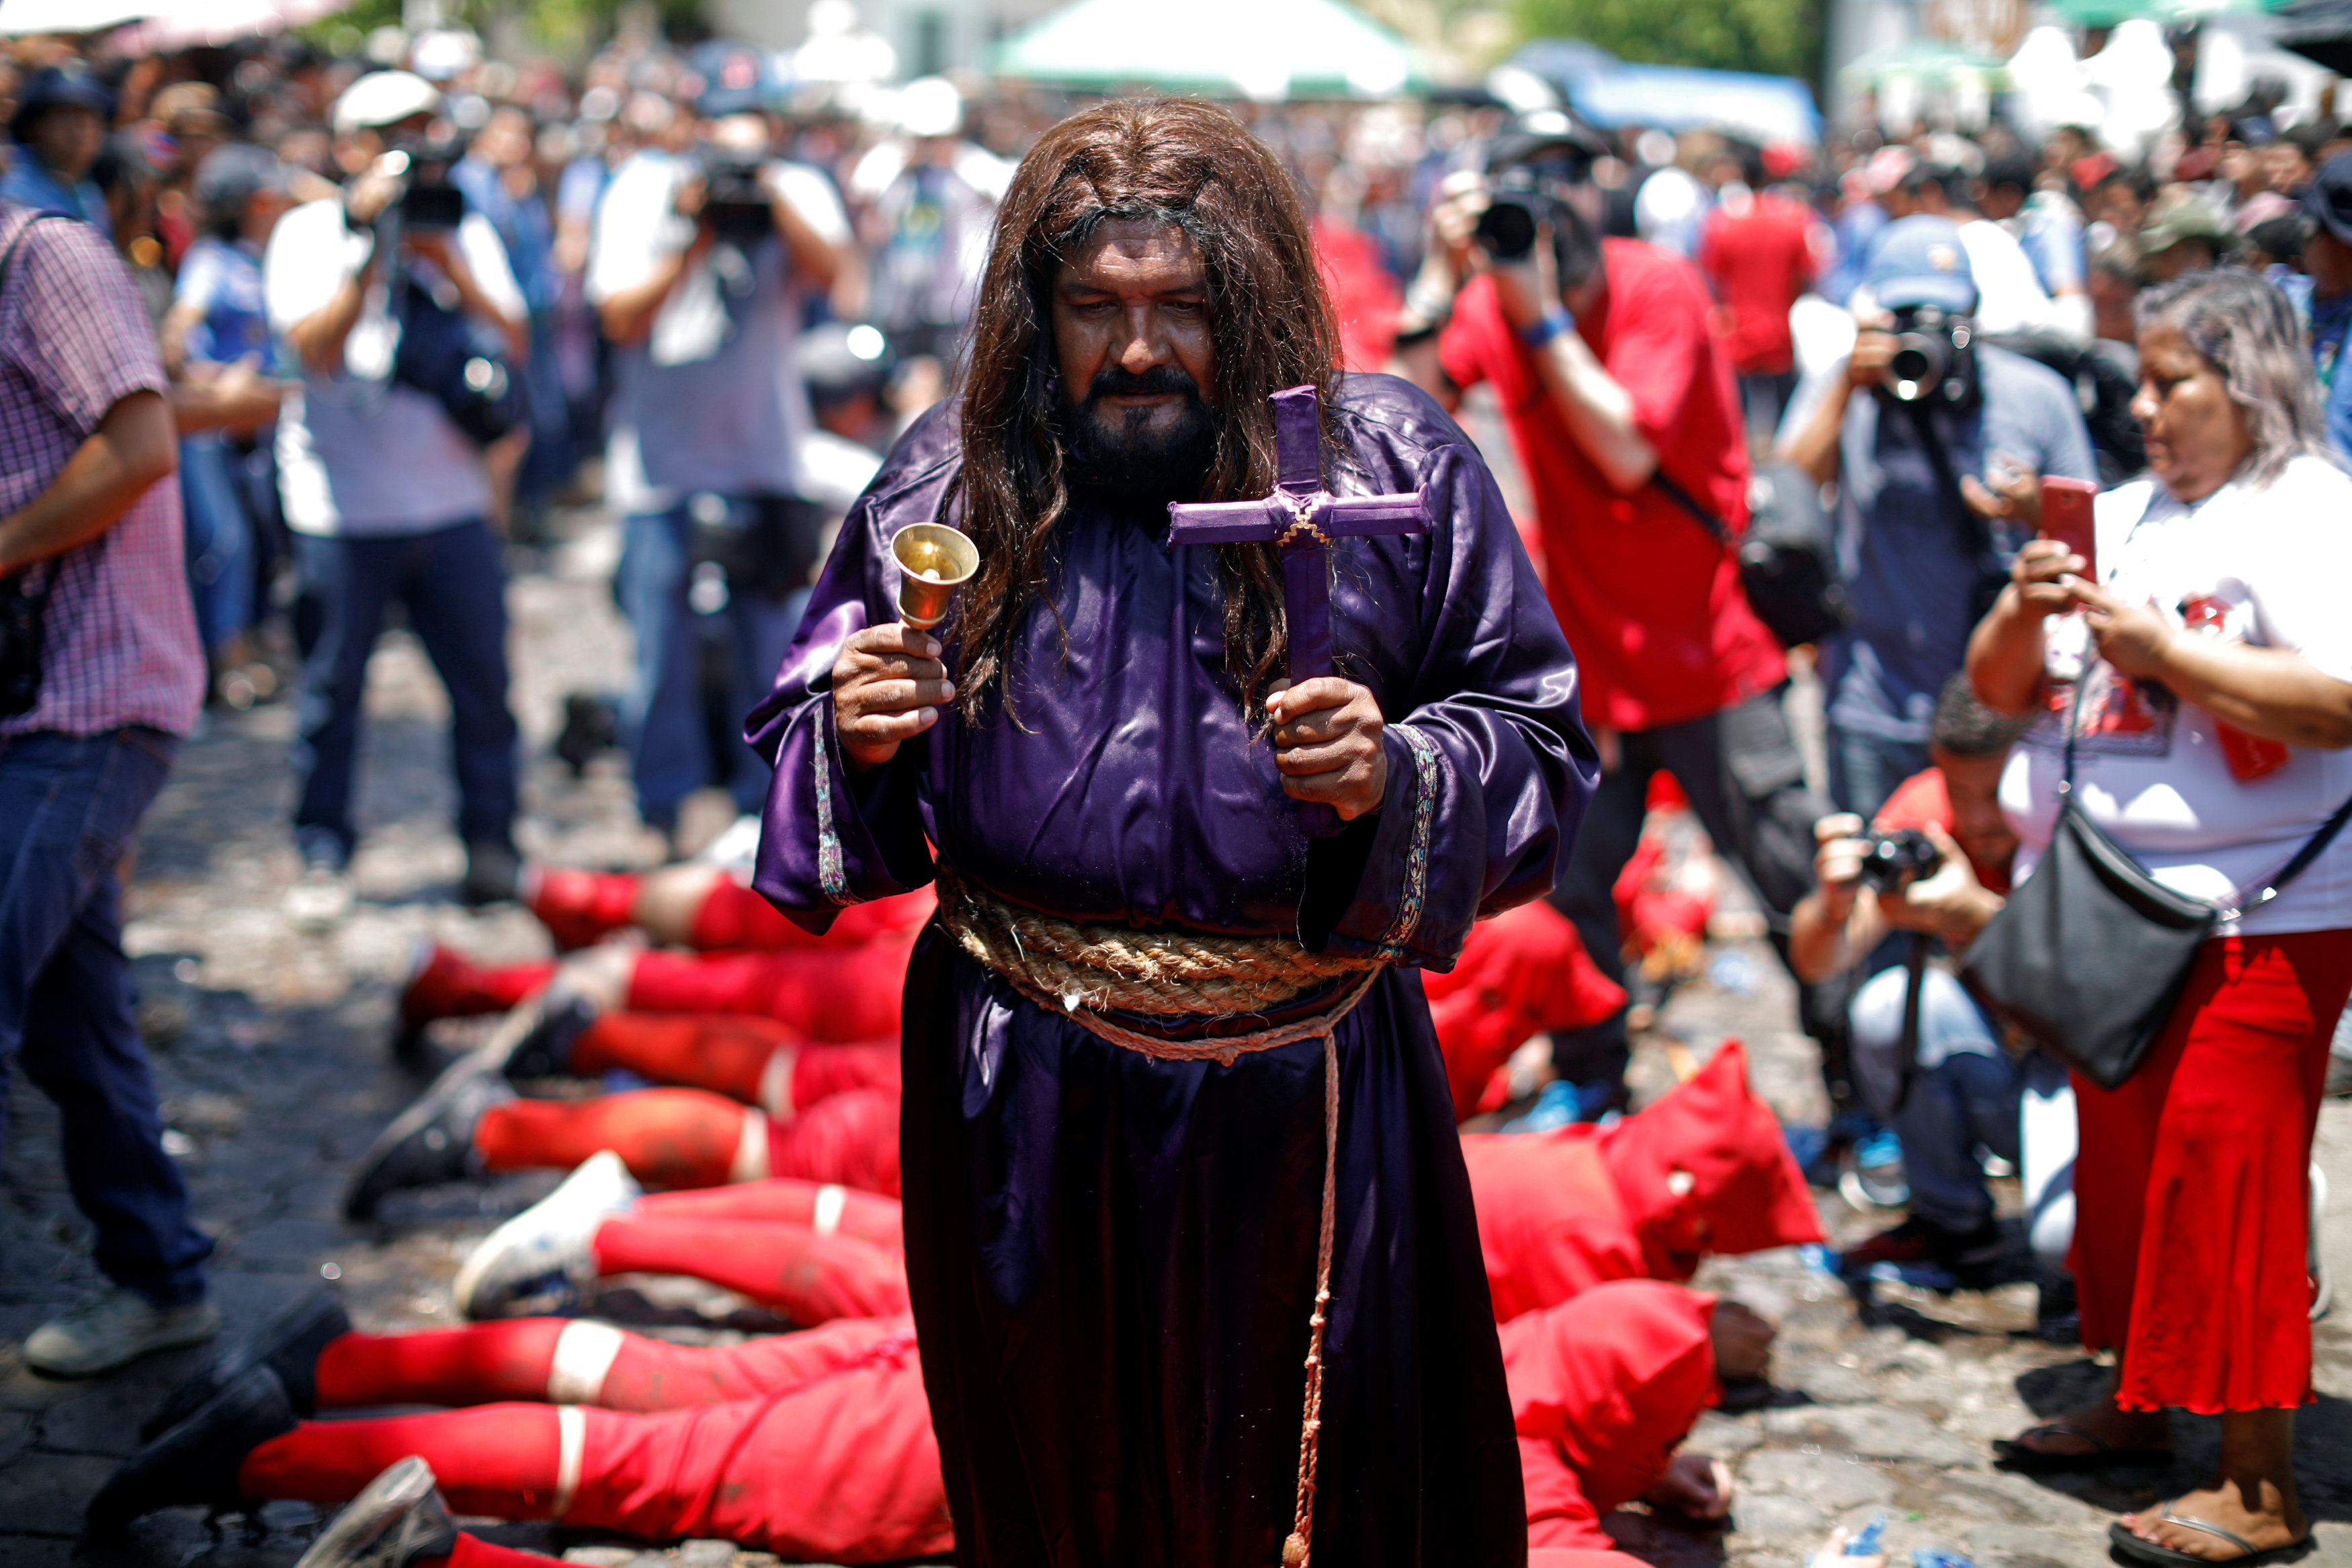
[{"x1": 1519, "y1": 308, "x2": 1574, "y2": 348}]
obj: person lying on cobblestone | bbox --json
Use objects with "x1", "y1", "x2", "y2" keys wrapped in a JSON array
[
  {"x1": 519, "y1": 864, "x2": 935, "y2": 952},
  {"x1": 450, "y1": 1153, "x2": 907, "y2": 1325},
  {"x1": 1463, "y1": 1040, "x2": 1824, "y2": 1322},
  {"x1": 344, "y1": 1031, "x2": 900, "y2": 1218},
  {"x1": 92, "y1": 1279, "x2": 1763, "y2": 1564},
  {"x1": 1425, "y1": 900, "x2": 1626, "y2": 1121}
]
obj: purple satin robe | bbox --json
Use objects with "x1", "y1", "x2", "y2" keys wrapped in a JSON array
[{"x1": 749, "y1": 372, "x2": 1597, "y2": 1568}]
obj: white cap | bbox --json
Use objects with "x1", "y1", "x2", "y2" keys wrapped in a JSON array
[
  {"x1": 897, "y1": 76, "x2": 962, "y2": 138},
  {"x1": 332, "y1": 70, "x2": 442, "y2": 134}
]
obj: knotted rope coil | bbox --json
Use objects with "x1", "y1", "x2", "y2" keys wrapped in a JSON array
[
  {"x1": 933, "y1": 864, "x2": 1380, "y2": 1568},
  {"x1": 935, "y1": 865, "x2": 1381, "y2": 1018}
]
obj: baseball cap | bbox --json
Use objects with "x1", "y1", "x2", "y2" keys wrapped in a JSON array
[
  {"x1": 10, "y1": 62, "x2": 113, "y2": 143},
  {"x1": 331, "y1": 70, "x2": 442, "y2": 134},
  {"x1": 2139, "y1": 187, "x2": 2228, "y2": 256},
  {"x1": 2303, "y1": 150, "x2": 2352, "y2": 245},
  {"x1": 1864, "y1": 215, "x2": 1977, "y2": 314}
]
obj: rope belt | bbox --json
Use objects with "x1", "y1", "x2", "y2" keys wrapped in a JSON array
[{"x1": 935, "y1": 867, "x2": 1383, "y2": 1568}]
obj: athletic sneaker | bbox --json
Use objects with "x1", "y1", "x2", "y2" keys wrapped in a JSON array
[
  {"x1": 1840, "y1": 1127, "x2": 1910, "y2": 1211},
  {"x1": 295, "y1": 1455, "x2": 458, "y2": 1567},
  {"x1": 284, "y1": 861, "x2": 355, "y2": 932},
  {"x1": 343, "y1": 1049, "x2": 515, "y2": 1221},
  {"x1": 453, "y1": 1149, "x2": 641, "y2": 1319},
  {"x1": 23, "y1": 1287, "x2": 218, "y2": 1377}
]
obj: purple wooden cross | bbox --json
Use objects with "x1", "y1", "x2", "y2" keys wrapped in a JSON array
[{"x1": 1167, "y1": 384, "x2": 1427, "y2": 837}]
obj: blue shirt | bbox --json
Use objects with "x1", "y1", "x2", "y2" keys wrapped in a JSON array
[
  {"x1": 1782, "y1": 345, "x2": 2098, "y2": 745},
  {"x1": 0, "y1": 150, "x2": 110, "y2": 238},
  {"x1": 172, "y1": 236, "x2": 271, "y2": 367}
]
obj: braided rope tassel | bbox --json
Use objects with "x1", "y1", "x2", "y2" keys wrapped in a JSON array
[{"x1": 1282, "y1": 1026, "x2": 1341, "y2": 1568}]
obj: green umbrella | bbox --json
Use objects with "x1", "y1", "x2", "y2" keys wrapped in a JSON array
[
  {"x1": 1839, "y1": 36, "x2": 2012, "y2": 90},
  {"x1": 2046, "y1": 0, "x2": 2282, "y2": 22},
  {"x1": 987, "y1": 0, "x2": 1426, "y2": 100}
]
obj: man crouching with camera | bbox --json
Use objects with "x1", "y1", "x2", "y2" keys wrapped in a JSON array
[{"x1": 1790, "y1": 674, "x2": 2074, "y2": 1298}]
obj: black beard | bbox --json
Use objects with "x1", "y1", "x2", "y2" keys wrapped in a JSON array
[{"x1": 1054, "y1": 363, "x2": 1218, "y2": 511}]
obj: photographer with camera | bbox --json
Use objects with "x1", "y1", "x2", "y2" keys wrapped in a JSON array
[
  {"x1": 1789, "y1": 674, "x2": 2074, "y2": 1287},
  {"x1": 1777, "y1": 216, "x2": 2095, "y2": 822},
  {"x1": 263, "y1": 69, "x2": 529, "y2": 926},
  {"x1": 587, "y1": 87, "x2": 846, "y2": 846},
  {"x1": 1395, "y1": 126, "x2": 1826, "y2": 1120}
]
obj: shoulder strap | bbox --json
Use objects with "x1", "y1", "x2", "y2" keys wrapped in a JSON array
[
  {"x1": 1899, "y1": 398, "x2": 2000, "y2": 568},
  {"x1": 1649, "y1": 468, "x2": 1731, "y2": 545},
  {"x1": 2235, "y1": 789, "x2": 2352, "y2": 916}
]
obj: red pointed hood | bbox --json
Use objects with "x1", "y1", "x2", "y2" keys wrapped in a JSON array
[
  {"x1": 1597, "y1": 1039, "x2": 1822, "y2": 1280},
  {"x1": 1503, "y1": 1279, "x2": 1720, "y2": 1512}
]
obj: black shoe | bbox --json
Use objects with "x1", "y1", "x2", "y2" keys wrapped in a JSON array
[
  {"x1": 294, "y1": 1455, "x2": 459, "y2": 1567},
  {"x1": 554, "y1": 693, "x2": 619, "y2": 777},
  {"x1": 1841, "y1": 1215, "x2": 2003, "y2": 1281},
  {"x1": 498, "y1": 989, "x2": 598, "y2": 1082},
  {"x1": 87, "y1": 1362, "x2": 296, "y2": 1533},
  {"x1": 140, "y1": 1286, "x2": 349, "y2": 1442},
  {"x1": 343, "y1": 1051, "x2": 515, "y2": 1221},
  {"x1": 462, "y1": 840, "x2": 523, "y2": 907}
]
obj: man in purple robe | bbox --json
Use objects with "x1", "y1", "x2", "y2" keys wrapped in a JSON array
[{"x1": 749, "y1": 98, "x2": 1596, "y2": 1568}]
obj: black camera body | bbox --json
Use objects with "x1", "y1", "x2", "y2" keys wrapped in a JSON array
[
  {"x1": 698, "y1": 148, "x2": 773, "y2": 244},
  {"x1": 1474, "y1": 169, "x2": 1544, "y2": 263},
  {"x1": 386, "y1": 134, "x2": 466, "y2": 232},
  {"x1": 1882, "y1": 304, "x2": 1979, "y2": 406},
  {"x1": 1857, "y1": 828, "x2": 1943, "y2": 891}
]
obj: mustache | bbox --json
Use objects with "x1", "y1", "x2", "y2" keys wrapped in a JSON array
[{"x1": 1083, "y1": 363, "x2": 1204, "y2": 403}]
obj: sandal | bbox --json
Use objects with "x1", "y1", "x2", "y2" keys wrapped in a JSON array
[
  {"x1": 2107, "y1": 1513, "x2": 2313, "y2": 1565},
  {"x1": 1990, "y1": 1422, "x2": 2173, "y2": 1473}
]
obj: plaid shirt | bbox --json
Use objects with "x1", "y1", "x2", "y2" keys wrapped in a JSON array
[{"x1": 0, "y1": 202, "x2": 204, "y2": 739}]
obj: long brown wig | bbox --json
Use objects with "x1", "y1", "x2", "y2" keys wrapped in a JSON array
[{"x1": 949, "y1": 96, "x2": 1341, "y2": 724}]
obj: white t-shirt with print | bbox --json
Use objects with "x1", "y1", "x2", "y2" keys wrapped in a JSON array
[{"x1": 1999, "y1": 455, "x2": 2352, "y2": 937}]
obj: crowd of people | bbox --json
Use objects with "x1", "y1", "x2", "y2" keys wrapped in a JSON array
[{"x1": 2, "y1": 10, "x2": 2351, "y2": 1568}]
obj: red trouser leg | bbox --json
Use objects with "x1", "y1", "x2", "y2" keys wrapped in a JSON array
[
  {"x1": 764, "y1": 1088, "x2": 901, "y2": 1198},
  {"x1": 474, "y1": 1090, "x2": 749, "y2": 1188},
  {"x1": 594, "y1": 1314, "x2": 917, "y2": 1411},
  {"x1": 567, "y1": 1344, "x2": 952, "y2": 1561},
  {"x1": 239, "y1": 1408, "x2": 563, "y2": 1520},
  {"x1": 624, "y1": 932, "x2": 915, "y2": 1043},
  {"x1": 2072, "y1": 929, "x2": 2352, "y2": 1412},
  {"x1": 640, "y1": 1178, "x2": 904, "y2": 1250},
  {"x1": 435, "y1": 1536, "x2": 567, "y2": 1568},
  {"x1": 316, "y1": 1322, "x2": 569, "y2": 1409},
  {"x1": 526, "y1": 869, "x2": 643, "y2": 951},
  {"x1": 592, "y1": 1215, "x2": 909, "y2": 1323},
  {"x1": 569, "y1": 1013, "x2": 802, "y2": 1104},
  {"x1": 791, "y1": 1041, "x2": 901, "y2": 1110},
  {"x1": 686, "y1": 882, "x2": 937, "y2": 951},
  {"x1": 403, "y1": 950, "x2": 558, "y2": 1026}
]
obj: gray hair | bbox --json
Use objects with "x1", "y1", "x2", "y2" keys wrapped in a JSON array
[{"x1": 2134, "y1": 269, "x2": 2334, "y2": 489}]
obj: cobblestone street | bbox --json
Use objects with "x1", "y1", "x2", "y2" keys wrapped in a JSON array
[{"x1": 2, "y1": 513, "x2": 2348, "y2": 1568}]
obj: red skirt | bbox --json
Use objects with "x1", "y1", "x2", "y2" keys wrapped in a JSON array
[{"x1": 2070, "y1": 928, "x2": 2352, "y2": 1413}]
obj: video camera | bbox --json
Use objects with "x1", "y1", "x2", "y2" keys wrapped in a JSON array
[
  {"x1": 1882, "y1": 304, "x2": 1980, "y2": 406},
  {"x1": 1856, "y1": 828, "x2": 1943, "y2": 891},
  {"x1": 382, "y1": 134, "x2": 466, "y2": 232},
  {"x1": 1474, "y1": 167, "x2": 1547, "y2": 263},
  {"x1": 697, "y1": 146, "x2": 774, "y2": 243},
  {"x1": 1478, "y1": 120, "x2": 1603, "y2": 275}
]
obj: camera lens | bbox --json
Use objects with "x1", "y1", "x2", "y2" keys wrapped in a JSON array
[{"x1": 1474, "y1": 199, "x2": 1539, "y2": 263}]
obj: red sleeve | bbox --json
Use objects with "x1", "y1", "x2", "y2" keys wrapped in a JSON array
[
  {"x1": 1599, "y1": 255, "x2": 1713, "y2": 450},
  {"x1": 1519, "y1": 1434, "x2": 1619, "y2": 1551},
  {"x1": 1437, "y1": 273, "x2": 1503, "y2": 396}
]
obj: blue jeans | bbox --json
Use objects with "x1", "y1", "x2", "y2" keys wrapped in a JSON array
[
  {"x1": 1826, "y1": 723, "x2": 1931, "y2": 821},
  {"x1": 616, "y1": 503, "x2": 800, "y2": 832},
  {"x1": 180, "y1": 436, "x2": 253, "y2": 656},
  {"x1": 0, "y1": 728, "x2": 212, "y2": 1306},
  {"x1": 290, "y1": 521, "x2": 519, "y2": 868},
  {"x1": 1850, "y1": 962, "x2": 2074, "y2": 1237}
]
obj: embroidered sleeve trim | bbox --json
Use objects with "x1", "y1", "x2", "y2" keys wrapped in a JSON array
[
  {"x1": 812, "y1": 703, "x2": 851, "y2": 906},
  {"x1": 1377, "y1": 723, "x2": 1441, "y2": 959}
]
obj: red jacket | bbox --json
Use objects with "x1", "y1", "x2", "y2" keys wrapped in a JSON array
[{"x1": 1462, "y1": 1040, "x2": 1822, "y2": 1321}]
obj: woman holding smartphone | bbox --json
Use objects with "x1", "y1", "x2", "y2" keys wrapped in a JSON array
[{"x1": 1968, "y1": 269, "x2": 2352, "y2": 1567}]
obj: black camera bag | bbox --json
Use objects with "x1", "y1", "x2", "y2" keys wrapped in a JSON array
[
  {"x1": 392, "y1": 255, "x2": 523, "y2": 447},
  {"x1": 1653, "y1": 460, "x2": 1853, "y2": 649}
]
